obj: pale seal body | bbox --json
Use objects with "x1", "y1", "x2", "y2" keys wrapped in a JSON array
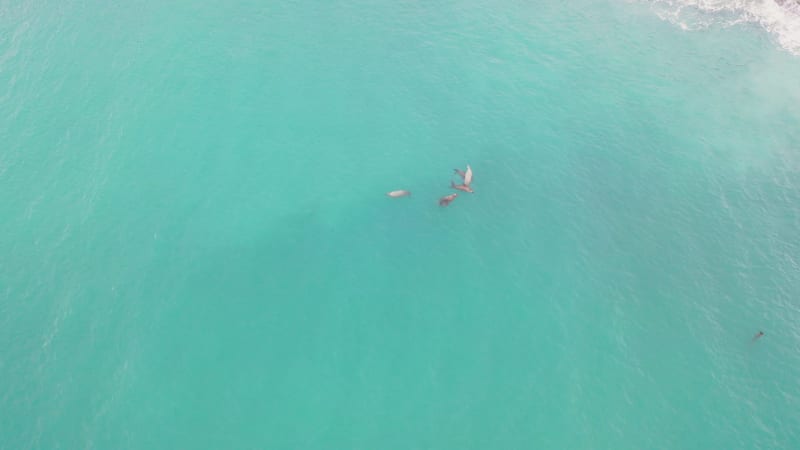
[
  {"x1": 452, "y1": 164, "x2": 474, "y2": 193},
  {"x1": 387, "y1": 190, "x2": 411, "y2": 198}
]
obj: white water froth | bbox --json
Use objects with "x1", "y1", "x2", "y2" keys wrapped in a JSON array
[{"x1": 648, "y1": 0, "x2": 800, "y2": 55}]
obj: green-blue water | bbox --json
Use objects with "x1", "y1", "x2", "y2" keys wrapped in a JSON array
[{"x1": 3, "y1": 0, "x2": 800, "y2": 448}]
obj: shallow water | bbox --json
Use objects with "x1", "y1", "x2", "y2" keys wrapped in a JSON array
[{"x1": 2, "y1": 1, "x2": 800, "y2": 448}]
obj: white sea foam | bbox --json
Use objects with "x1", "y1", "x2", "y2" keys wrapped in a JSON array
[{"x1": 647, "y1": 0, "x2": 800, "y2": 55}]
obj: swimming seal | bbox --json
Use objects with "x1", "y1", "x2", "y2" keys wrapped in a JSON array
[
  {"x1": 452, "y1": 164, "x2": 474, "y2": 193},
  {"x1": 387, "y1": 190, "x2": 411, "y2": 198},
  {"x1": 439, "y1": 193, "x2": 458, "y2": 207}
]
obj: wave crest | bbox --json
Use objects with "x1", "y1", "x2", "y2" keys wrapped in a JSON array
[{"x1": 648, "y1": 0, "x2": 800, "y2": 55}]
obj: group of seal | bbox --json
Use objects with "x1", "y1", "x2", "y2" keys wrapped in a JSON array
[
  {"x1": 440, "y1": 164, "x2": 473, "y2": 206},
  {"x1": 386, "y1": 164, "x2": 474, "y2": 208}
]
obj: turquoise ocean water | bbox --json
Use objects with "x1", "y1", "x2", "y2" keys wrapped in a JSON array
[{"x1": 3, "y1": 0, "x2": 800, "y2": 448}]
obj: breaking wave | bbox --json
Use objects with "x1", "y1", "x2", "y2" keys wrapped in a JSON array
[{"x1": 647, "y1": 0, "x2": 800, "y2": 55}]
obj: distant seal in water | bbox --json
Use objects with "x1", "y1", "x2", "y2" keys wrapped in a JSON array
[
  {"x1": 451, "y1": 180, "x2": 474, "y2": 193},
  {"x1": 387, "y1": 190, "x2": 411, "y2": 198},
  {"x1": 439, "y1": 193, "x2": 457, "y2": 207},
  {"x1": 452, "y1": 164, "x2": 474, "y2": 193},
  {"x1": 454, "y1": 165, "x2": 473, "y2": 183}
]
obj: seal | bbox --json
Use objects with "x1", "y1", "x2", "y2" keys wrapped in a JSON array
[
  {"x1": 454, "y1": 165, "x2": 473, "y2": 184},
  {"x1": 452, "y1": 164, "x2": 474, "y2": 193},
  {"x1": 439, "y1": 193, "x2": 457, "y2": 207},
  {"x1": 387, "y1": 190, "x2": 411, "y2": 198},
  {"x1": 451, "y1": 180, "x2": 473, "y2": 193}
]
